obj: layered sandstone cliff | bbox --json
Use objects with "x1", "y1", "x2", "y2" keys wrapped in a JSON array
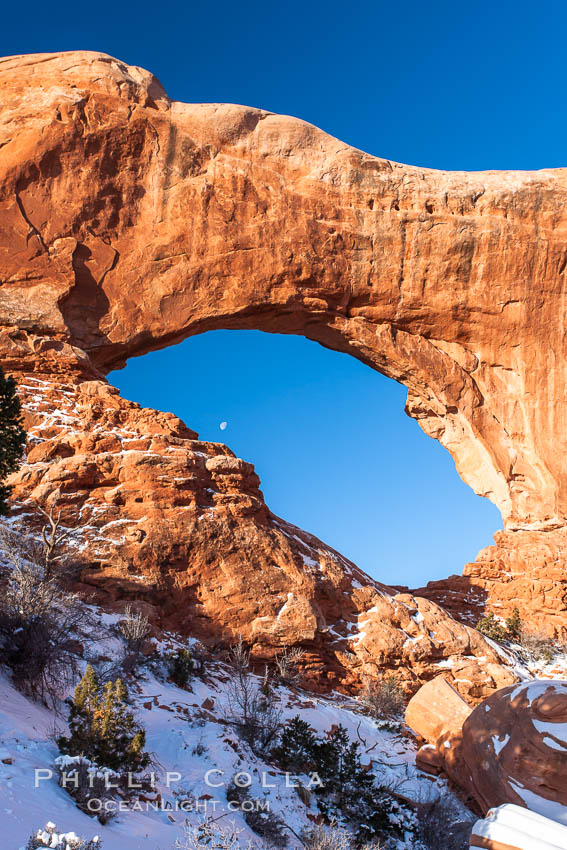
[{"x1": 1, "y1": 51, "x2": 566, "y2": 692}]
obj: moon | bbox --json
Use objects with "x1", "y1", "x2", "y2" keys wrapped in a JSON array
[{"x1": 219, "y1": 421, "x2": 228, "y2": 431}]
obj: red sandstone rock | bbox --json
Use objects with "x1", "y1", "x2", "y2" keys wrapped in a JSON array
[
  {"x1": 405, "y1": 676, "x2": 472, "y2": 744},
  {"x1": 4, "y1": 360, "x2": 515, "y2": 697},
  {"x1": 414, "y1": 745, "x2": 443, "y2": 775},
  {"x1": 416, "y1": 527, "x2": 567, "y2": 635},
  {"x1": 3, "y1": 50, "x2": 567, "y2": 532},
  {"x1": 459, "y1": 681, "x2": 567, "y2": 815},
  {"x1": 2, "y1": 49, "x2": 561, "y2": 690},
  {"x1": 411, "y1": 680, "x2": 567, "y2": 818}
]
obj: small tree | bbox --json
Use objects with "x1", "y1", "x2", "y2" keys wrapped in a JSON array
[
  {"x1": 505, "y1": 607, "x2": 522, "y2": 641},
  {"x1": 168, "y1": 647, "x2": 194, "y2": 687},
  {"x1": 312, "y1": 726, "x2": 407, "y2": 846},
  {"x1": 58, "y1": 665, "x2": 149, "y2": 774},
  {"x1": 0, "y1": 367, "x2": 26, "y2": 515},
  {"x1": 272, "y1": 715, "x2": 318, "y2": 772},
  {"x1": 313, "y1": 726, "x2": 374, "y2": 815},
  {"x1": 273, "y1": 720, "x2": 411, "y2": 847},
  {"x1": 0, "y1": 493, "x2": 80, "y2": 583},
  {"x1": 224, "y1": 639, "x2": 282, "y2": 754},
  {"x1": 35, "y1": 495, "x2": 76, "y2": 579}
]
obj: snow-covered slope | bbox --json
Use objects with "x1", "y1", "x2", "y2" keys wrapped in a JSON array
[{"x1": 0, "y1": 605, "x2": 472, "y2": 850}]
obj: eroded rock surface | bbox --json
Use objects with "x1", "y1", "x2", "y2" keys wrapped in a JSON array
[
  {"x1": 4, "y1": 337, "x2": 516, "y2": 697},
  {"x1": 1, "y1": 50, "x2": 566, "y2": 687},
  {"x1": 409, "y1": 680, "x2": 567, "y2": 819}
]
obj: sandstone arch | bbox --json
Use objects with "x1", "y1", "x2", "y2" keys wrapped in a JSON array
[{"x1": 1, "y1": 51, "x2": 566, "y2": 660}]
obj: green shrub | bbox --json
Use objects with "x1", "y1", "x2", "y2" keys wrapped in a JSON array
[
  {"x1": 272, "y1": 715, "x2": 318, "y2": 772},
  {"x1": 312, "y1": 725, "x2": 399, "y2": 844},
  {"x1": 477, "y1": 607, "x2": 563, "y2": 666},
  {"x1": 505, "y1": 607, "x2": 522, "y2": 641},
  {"x1": 58, "y1": 664, "x2": 149, "y2": 774},
  {"x1": 0, "y1": 366, "x2": 26, "y2": 516},
  {"x1": 360, "y1": 674, "x2": 406, "y2": 721},
  {"x1": 476, "y1": 612, "x2": 508, "y2": 642},
  {"x1": 273, "y1": 718, "x2": 413, "y2": 847},
  {"x1": 168, "y1": 648, "x2": 194, "y2": 687},
  {"x1": 476, "y1": 607, "x2": 523, "y2": 644}
]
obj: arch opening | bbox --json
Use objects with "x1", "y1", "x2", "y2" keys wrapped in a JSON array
[{"x1": 109, "y1": 328, "x2": 502, "y2": 588}]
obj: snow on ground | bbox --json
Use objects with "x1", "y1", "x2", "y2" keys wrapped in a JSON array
[
  {"x1": 0, "y1": 605, "x2": 470, "y2": 850},
  {"x1": 521, "y1": 651, "x2": 567, "y2": 681},
  {"x1": 5, "y1": 597, "x2": 567, "y2": 850},
  {"x1": 472, "y1": 803, "x2": 567, "y2": 849},
  {"x1": 508, "y1": 781, "x2": 567, "y2": 828}
]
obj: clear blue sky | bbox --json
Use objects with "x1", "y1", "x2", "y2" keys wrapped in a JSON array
[
  {"x1": 111, "y1": 332, "x2": 501, "y2": 586},
  {"x1": 3, "y1": 0, "x2": 566, "y2": 170},
  {"x1": 4, "y1": 0, "x2": 562, "y2": 584}
]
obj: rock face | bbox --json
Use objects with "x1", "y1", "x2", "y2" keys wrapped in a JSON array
[
  {"x1": 409, "y1": 680, "x2": 567, "y2": 820},
  {"x1": 414, "y1": 528, "x2": 567, "y2": 633},
  {"x1": 4, "y1": 343, "x2": 516, "y2": 698},
  {"x1": 0, "y1": 50, "x2": 566, "y2": 681},
  {"x1": 4, "y1": 51, "x2": 567, "y2": 530}
]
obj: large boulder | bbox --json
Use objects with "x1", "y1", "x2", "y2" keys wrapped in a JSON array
[
  {"x1": 406, "y1": 676, "x2": 474, "y2": 777},
  {"x1": 405, "y1": 675, "x2": 472, "y2": 743},
  {"x1": 408, "y1": 679, "x2": 567, "y2": 821},
  {"x1": 460, "y1": 680, "x2": 567, "y2": 818}
]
